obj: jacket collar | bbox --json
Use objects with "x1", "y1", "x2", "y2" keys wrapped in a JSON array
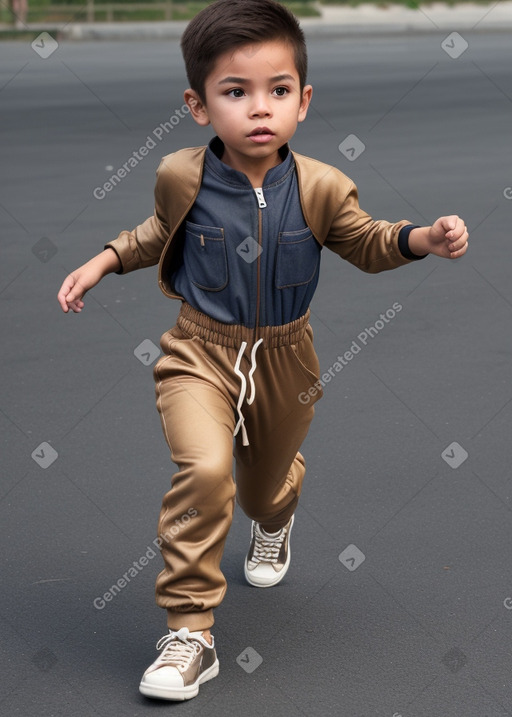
[{"x1": 205, "y1": 136, "x2": 293, "y2": 188}]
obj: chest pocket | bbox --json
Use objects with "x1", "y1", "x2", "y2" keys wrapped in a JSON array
[
  {"x1": 183, "y1": 221, "x2": 227, "y2": 291},
  {"x1": 275, "y1": 227, "x2": 321, "y2": 289}
]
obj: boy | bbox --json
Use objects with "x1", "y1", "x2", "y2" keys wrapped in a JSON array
[{"x1": 57, "y1": 0, "x2": 468, "y2": 702}]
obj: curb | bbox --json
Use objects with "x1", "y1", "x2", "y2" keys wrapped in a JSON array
[{"x1": 2, "y1": 3, "x2": 512, "y2": 40}]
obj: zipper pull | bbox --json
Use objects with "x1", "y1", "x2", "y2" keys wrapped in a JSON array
[
  {"x1": 200, "y1": 233, "x2": 205, "y2": 249},
  {"x1": 254, "y1": 187, "x2": 267, "y2": 208}
]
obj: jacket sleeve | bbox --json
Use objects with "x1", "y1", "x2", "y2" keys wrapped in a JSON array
[
  {"x1": 104, "y1": 160, "x2": 170, "y2": 275},
  {"x1": 323, "y1": 179, "x2": 418, "y2": 273}
]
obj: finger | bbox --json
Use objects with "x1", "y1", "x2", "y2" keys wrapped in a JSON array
[
  {"x1": 448, "y1": 219, "x2": 466, "y2": 240},
  {"x1": 447, "y1": 227, "x2": 468, "y2": 249},
  {"x1": 57, "y1": 277, "x2": 74, "y2": 305},
  {"x1": 65, "y1": 285, "x2": 80, "y2": 303},
  {"x1": 442, "y1": 215, "x2": 460, "y2": 237},
  {"x1": 66, "y1": 281, "x2": 87, "y2": 306},
  {"x1": 57, "y1": 287, "x2": 72, "y2": 312},
  {"x1": 448, "y1": 239, "x2": 469, "y2": 258},
  {"x1": 68, "y1": 299, "x2": 84, "y2": 313},
  {"x1": 58, "y1": 276, "x2": 82, "y2": 308}
]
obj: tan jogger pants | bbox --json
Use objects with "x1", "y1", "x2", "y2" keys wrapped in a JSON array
[{"x1": 152, "y1": 302, "x2": 323, "y2": 631}]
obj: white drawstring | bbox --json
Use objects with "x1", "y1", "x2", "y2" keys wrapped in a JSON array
[
  {"x1": 233, "y1": 338, "x2": 264, "y2": 446},
  {"x1": 247, "y1": 339, "x2": 263, "y2": 405},
  {"x1": 233, "y1": 341, "x2": 248, "y2": 445}
]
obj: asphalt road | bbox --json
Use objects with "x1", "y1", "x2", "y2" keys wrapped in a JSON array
[{"x1": 1, "y1": 31, "x2": 512, "y2": 717}]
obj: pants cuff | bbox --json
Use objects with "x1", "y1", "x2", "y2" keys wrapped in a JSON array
[{"x1": 167, "y1": 609, "x2": 214, "y2": 631}]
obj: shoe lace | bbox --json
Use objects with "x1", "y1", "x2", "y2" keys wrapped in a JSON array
[
  {"x1": 252, "y1": 525, "x2": 286, "y2": 565},
  {"x1": 155, "y1": 627, "x2": 202, "y2": 671}
]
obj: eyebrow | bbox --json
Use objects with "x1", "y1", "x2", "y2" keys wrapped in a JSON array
[{"x1": 218, "y1": 74, "x2": 296, "y2": 85}]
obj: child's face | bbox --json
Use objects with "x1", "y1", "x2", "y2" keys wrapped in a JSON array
[{"x1": 185, "y1": 40, "x2": 312, "y2": 175}]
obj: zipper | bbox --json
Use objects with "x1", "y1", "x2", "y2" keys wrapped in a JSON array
[
  {"x1": 254, "y1": 187, "x2": 267, "y2": 208},
  {"x1": 255, "y1": 209, "x2": 262, "y2": 332},
  {"x1": 253, "y1": 188, "x2": 265, "y2": 335}
]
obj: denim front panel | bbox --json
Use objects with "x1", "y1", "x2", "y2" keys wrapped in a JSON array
[{"x1": 172, "y1": 139, "x2": 322, "y2": 328}]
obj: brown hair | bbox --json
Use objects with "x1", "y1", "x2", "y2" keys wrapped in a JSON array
[{"x1": 180, "y1": 0, "x2": 308, "y2": 103}]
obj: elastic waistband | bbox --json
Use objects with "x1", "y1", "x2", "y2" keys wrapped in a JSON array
[{"x1": 177, "y1": 302, "x2": 310, "y2": 349}]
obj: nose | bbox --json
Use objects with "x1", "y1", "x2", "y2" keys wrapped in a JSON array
[{"x1": 249, "y1": 92, "x2": 272, "y2": 118}]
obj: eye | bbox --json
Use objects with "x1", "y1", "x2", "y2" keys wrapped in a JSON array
[
  {"x1": 273, "y1": 86, "x2": 289, "y2": 97},
  {"x1": 227, "y1": 88, "x2": 245, "y2": 98}
]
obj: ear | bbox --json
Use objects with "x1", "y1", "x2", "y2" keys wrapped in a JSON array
[
  {"x1": 297, "y1": 84, "x2": 313, "y2": 123},
  {"x1": 184, "y1": 89, "x2": 210, "y2": 127}
]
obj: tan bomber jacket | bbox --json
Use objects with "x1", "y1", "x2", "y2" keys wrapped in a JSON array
[{"x1": 105, "y1": 146, "x2": 417, "y2": 300}]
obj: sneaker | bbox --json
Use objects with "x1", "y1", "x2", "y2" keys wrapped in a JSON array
[
  {"x1": 139, "y1": 627, "x2": 219, "y2": 701},
  {"x1": 244, "y1": 515, "x2": 294, "y2": 588}
]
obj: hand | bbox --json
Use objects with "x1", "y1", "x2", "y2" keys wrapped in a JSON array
[
  {"x1": 409, "y1": 216, "x2": 469, "y2": 260},
  {"x1": 57, "y1": 248, "x2": 121, "y2": 313},
  {"x1": 57, "y1": 265, "x2": 101, "y2": 313},
  {"x1": 427, "y1": 215, "x2": 469, "y2": 259}
]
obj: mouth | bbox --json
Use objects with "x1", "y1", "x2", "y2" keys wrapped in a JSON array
[{"x1": 248, "y1": 127, "x2": 275, "y2": 143}]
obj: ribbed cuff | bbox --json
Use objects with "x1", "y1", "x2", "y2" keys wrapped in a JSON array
[{"x1": 398, "y1": 224, "x2": 428, "y2": 260}]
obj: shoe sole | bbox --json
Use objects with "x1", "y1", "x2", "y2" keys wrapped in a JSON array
[
  {"x1": 139, "y1": 659, "x2": 219, "y2": 701},
  {"x1": 244, "y1": 516, "x2": 294, "y2": 588}
]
